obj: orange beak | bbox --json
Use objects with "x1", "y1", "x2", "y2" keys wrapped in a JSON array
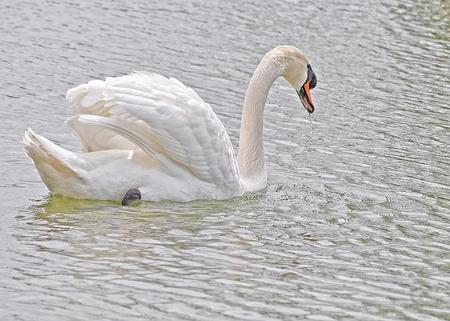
[{"x1": 298, "y1": 80, "x2": 315, "y2": 113}]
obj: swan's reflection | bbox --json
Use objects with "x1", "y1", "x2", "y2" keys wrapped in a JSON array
[
  {"x1": 12, "y1": 188, "x2": 334, "y2": 321},
  {"x1": 34, "y1": 194, "x2": 116, "y2": 215},
  {"x1": 25, "y1": 193, "x2": 265, "y2": 251}
]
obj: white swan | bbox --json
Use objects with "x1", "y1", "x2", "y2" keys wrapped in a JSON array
[{"x1": 23, "y1": 45, "x2": 317, "y2": 203}]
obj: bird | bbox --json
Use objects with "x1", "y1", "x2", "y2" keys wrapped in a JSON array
[{"x1": 23, "y1": 45, "x2": 317, "y2": 204}]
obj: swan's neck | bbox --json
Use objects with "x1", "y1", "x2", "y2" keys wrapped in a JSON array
[{"x1": 237, "y1": 57, "x2": 283, "y2": 189}]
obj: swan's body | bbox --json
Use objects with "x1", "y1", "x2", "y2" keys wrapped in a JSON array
[{"x1": 24, "y1": 45, "x2": 317, "y2": 202}]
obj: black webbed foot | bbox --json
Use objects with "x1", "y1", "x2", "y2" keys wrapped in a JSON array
[{"x1": 122, "y1": 188, "x2": 141, "y2": 206}]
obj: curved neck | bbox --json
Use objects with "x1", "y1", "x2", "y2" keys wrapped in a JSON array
[{"x1": 237, "y1": 57, "x2": 282, "y2": 186}]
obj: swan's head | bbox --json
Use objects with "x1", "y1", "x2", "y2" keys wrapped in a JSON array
[{"x1": 268, "y1": 45, "x2": 317, "y2": 113}]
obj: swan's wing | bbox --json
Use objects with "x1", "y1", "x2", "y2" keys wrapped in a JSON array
[
  {"x1": 66, "y1": 72, "x2": 240, "y2": 185},
  {"x1": 66, "y1": 79, "x2": 139, "y2": 152}
]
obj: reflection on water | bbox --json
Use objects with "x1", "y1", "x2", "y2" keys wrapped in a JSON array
[{"x1": 1, "y1": 0, "x2": 449, "y2": 320}]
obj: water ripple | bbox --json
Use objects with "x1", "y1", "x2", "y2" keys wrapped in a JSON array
[{"x1": 1, "y1": 0, "x2": 449, "y2": 320}]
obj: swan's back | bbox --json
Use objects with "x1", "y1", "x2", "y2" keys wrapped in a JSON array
[{"x1": 65, "y1": 72, "x2": 241, "y2": 195}]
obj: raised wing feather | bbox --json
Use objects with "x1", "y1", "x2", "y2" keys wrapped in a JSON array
[{"x1": 66, "y1": 72, "x2": 240, "y2": 186}]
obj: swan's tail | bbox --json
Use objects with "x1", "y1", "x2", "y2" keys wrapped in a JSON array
[{"x1": 23, "y1": 129, "x2": 80, "y2": 192}]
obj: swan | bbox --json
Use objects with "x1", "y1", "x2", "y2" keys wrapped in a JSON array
[{"x1": 23, "y1": 45, "x2": 317, "y2": 204}]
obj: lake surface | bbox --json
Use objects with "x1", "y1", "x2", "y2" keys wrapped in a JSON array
[{"x1": 1, "y1": 0, "x2": 449, "y2": 320}]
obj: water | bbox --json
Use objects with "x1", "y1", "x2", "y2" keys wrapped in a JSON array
[{"x1": 1, "y1": 0, "x2": 449, "y2": 320}]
